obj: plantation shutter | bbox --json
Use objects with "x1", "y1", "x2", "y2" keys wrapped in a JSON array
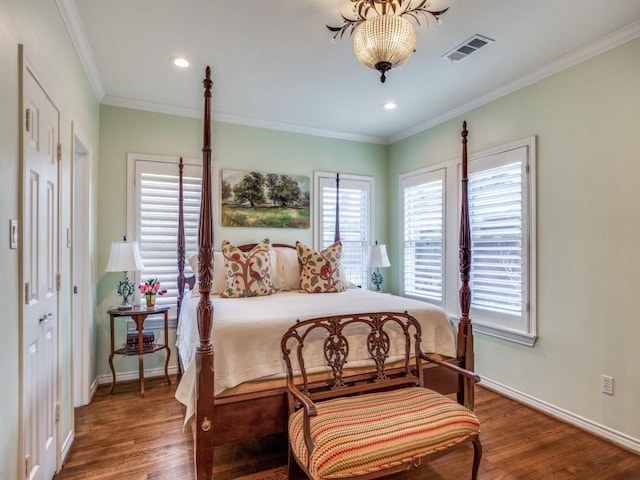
[
  {"x1": 401, "y1": 169, "x2": 445, "y2": 303},
  {"x1": 132, "y1": 157, "x2": 202, "y2": 317},
  {"x1": 468, "y1": 151, "x2": 527, "y2": 321},
  {"x1": 317, "y1": 174, "x2": 372, "y2": 289}
]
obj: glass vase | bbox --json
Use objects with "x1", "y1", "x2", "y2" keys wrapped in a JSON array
[{"x1": 145, "y1": 293, "x2": 156, "y2": 308}]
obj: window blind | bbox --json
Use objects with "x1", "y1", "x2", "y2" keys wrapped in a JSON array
[
  {"x1": 317, "y1": 175, "x2": 372, "y2": 289},
  {"x1": 133, "y1": 158, "x2": 202, "y2": 316},
  {"x1": 401, "y1": 172, "x2": 444, "y2": 302},
  {"x1": 469, "y1": 161, "x2": 524, "y2": 316}
]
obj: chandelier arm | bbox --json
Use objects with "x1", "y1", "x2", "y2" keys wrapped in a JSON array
[{"x1": 399, "y1": 6, "x2": 449, "y2": 24}]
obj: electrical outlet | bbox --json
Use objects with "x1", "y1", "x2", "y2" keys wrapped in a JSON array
[{"x1": 601, "y1": 375, "x2": 614, "y2": 395}]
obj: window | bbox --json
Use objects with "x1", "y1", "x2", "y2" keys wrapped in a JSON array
[
  {"x1": 400, "y1": 137, "x2": 536, "y2": 345},
  {"x1": 314, "y1": 172, "x2": 374, "y2": 289},
  {"x1": 127, "y1": 154, "x2": 208, "y2": 323}
]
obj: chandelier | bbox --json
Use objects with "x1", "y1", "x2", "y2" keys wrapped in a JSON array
[{"x1": 328, "y1": 0, "x2": 448, "y2": 83}]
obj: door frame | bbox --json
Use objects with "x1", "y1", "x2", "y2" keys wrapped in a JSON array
[{"x1": 71, "y1": 123, "x2": 93, "y2": 407}]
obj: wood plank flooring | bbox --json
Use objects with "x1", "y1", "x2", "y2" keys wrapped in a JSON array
[{"x1": 54, "y1": 376, "x2": 640, "y2": 479}]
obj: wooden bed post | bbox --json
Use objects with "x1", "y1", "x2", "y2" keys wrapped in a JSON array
[
  {"x1": 334, "y1": 173, "x2": 341, "y2": 243},
  {"x1": 457, "y1": 121, "x2": 475, "y2": 407},
  {"x1": 195, "y1": 66, "x2": 215, "y2": 480},
  {"x1": 176, "y1": 157, "x2": 186, "y2": 377},
  {"x1": 177, "y1": 157, "x2": 186, "y2": 322}
]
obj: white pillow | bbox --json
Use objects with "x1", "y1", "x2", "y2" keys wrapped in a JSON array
[
  {"x1": 274, "y1": 246, "x2": 301, "y2": 291},
  {"x1": 187, "y1": 251, "x2": 225, "y2": 296}
]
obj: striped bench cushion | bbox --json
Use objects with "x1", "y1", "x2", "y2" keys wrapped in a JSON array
[{"x1": 289, "y1": 387, "x2": 480, "y2": 479}]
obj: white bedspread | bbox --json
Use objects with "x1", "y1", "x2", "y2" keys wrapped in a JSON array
[{"x1": 175, "y1": 289, "x2": 456, "y2": 422}]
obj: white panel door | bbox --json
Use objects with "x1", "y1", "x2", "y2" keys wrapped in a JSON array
[{"x1": 22, "y1": 62, "x2": 59, "y2": 480}]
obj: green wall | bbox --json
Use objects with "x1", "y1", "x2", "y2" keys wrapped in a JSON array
[
  {"x1": 0, "y1": 0, "x2": 100, "y2": 478},
  {"x1": 96, "y1": 105, "x2": 388, "y2": 377},
  {"x1": 388, "y1": 37, "x2": 640, "y2": 442}
]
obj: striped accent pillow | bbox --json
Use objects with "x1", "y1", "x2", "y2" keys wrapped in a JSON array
[{"x1": 289, "y1": 387, "x2": 480, "y2": 479}]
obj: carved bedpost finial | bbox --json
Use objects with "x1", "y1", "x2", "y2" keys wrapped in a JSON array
[{"x1": 203, "y1": 66, "x2": 212, "y2": 96}]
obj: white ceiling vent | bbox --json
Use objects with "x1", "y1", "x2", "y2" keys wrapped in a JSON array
[{"x1": 442, "y1": 34, "x2": 494, "y2": 62}]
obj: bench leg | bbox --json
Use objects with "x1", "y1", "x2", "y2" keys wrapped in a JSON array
[
  {"x1": 471, "y1": 436, "x2": 482, "y2": 480},
  {"x1": 288, "y1": 448, "x2": 309, "y2": 480}
]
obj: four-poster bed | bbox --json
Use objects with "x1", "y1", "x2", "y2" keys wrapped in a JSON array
[{"x1": 176, "y1": 67, "x2": 475, "y2": 479}]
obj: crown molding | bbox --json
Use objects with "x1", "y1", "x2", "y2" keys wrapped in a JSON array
[
  {"x1": 388, "y1": 19, "x2": 640, "y2": 144},
  {"x1": 102, "y1": 95, "x2": 388, "y2": 145},
  {"x1": 56, "y1": 0, "x2": 105, "y2": 102}
]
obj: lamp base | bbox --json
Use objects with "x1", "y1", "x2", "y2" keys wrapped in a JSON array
[
  {"x1": 116, "y1": 278, "x2": 136, "y2": 311},
  {"x1": 371, "y1": 270, "x2": 384, "y2": 292}
]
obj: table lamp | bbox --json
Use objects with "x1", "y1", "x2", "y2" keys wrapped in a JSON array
[
  {"x1": 105, "y1": 237, "x2": 144, "y2": 309},
  {"x1": 370, "y1": 241, "x2": 391, "y2": 292}
]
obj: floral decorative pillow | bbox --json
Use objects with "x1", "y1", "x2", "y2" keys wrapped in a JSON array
[
  {"x1": 220, "y1": 239, "x2": 274, "y2": 298},
  {"x1": 296, "y1": 241, "x2": 346, "y2": 293}
]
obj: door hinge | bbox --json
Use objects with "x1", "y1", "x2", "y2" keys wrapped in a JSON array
[
  {"x1": 25, "y1": 108, "x2": 31, "y2": 133},
  {"x1": 25, "y1": 455, "x2": 31, "y2": 477},
  {"x1": 57, "y1": 143, "x2": 62, "y2": 162},
  {"x1": 55, "y1": 402, "x2": 61, "y2": 422},
  {"x1": 24, "y1": 282, "x2": 30, "y2": 304},
  {"x1": 56, "y1": 272, "x2": 61, "y2": 291}
]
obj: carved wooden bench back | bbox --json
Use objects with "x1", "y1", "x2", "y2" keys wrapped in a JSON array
[{"x1": 281, "y1": 311, "x2": 426, "y2": 403}]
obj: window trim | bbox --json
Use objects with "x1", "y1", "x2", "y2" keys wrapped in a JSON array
[
  {"x1": 399, "y1": 136, "x2": 537, "y2": 346},
  {"x1": 313, "y1": 171, "x2": 375, "y2": 290}
]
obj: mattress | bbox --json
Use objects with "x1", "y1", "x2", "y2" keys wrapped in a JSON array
[{"x1": 175, "y1": 289, "x2": 457, "y2": 423}]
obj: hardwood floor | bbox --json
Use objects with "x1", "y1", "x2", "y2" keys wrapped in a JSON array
[{"x1": 54, "y1": 376, "x2": 640, "y2": 479}]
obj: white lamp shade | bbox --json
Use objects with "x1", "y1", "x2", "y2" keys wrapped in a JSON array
[
  {"x1": 105, "y1": 241, "x2": 144, "y2": 272},
  {"x1": 370, "y1": 244, "x2": 391, "y2": 268}
]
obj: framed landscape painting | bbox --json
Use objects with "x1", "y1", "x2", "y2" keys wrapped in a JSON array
[{"x1": 221, "y1": 169, "x2": 311, "y2": 228}]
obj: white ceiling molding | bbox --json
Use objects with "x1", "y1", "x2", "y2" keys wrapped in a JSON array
[
  {"x1": 210, "y1": 113, "x2": 388, "y2": 145},
  {"x1": 101, "y1": 95, "x2": 387, "y2": 145},
  {"x1": 56, "y1": 0, "x2": 105, "y2": 102},
  {"x1": 389, "y1": 19, "x2": 640, "y2": 145}
]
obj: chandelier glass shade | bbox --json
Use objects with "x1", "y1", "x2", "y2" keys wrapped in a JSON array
[
  {"x1": 327, "y1": 0, "x2": 449, "y2": 83},
  {"x1": 353, "y1": 15, "x2": 416, "y2": 83}
]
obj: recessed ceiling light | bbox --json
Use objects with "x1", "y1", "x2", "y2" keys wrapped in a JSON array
[
  {"x1": 172, "y1": 57, "x2": 190, "y2": 68},
  {"x1": 383, "y1": 102, "x2": 397, "y2": 110}
]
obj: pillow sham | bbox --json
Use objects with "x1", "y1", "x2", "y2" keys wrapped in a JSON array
[
  {"x1": 221, "y1": 239, "x2": 274, "y2": 298},
  {"x1": 296, "y1": 241, "x2": 346, "y2": 293},
  {"x1": 273, "y1": 246, "x2": 301, "y2": 291}
]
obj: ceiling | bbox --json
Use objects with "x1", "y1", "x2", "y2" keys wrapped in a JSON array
[{"x1": 62, "y1": 0, "x2": 640, "y2": 144}]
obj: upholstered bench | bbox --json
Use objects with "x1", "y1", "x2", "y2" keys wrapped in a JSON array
[{"x1": 281, "y1": 312, "x2": 482, "y2": 480}]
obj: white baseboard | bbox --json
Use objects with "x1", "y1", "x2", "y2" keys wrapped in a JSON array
[
  {"x1": 90, "y1": 376, "x2": 99, "y2": 399},
  {"x1": 60, "y1": 429, "x2": 74, "y2": 466},
  {"x1": 481, "y1": 377, "x2": 640, "y2": 454},
  {"x1": 97, "y1": 365, "x2": 179, "y2": 385}
]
